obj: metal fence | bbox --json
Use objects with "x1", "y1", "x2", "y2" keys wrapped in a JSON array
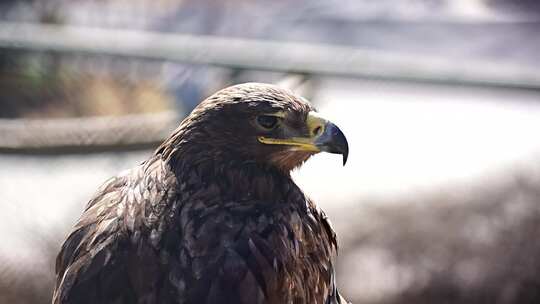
[{"x1": 1, "y1": 22, "x2": 540, "y2": 153}]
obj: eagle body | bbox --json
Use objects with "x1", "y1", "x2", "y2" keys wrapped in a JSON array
[{"x1": 53, "y1": 83, "x2": 349, "y2": 304}]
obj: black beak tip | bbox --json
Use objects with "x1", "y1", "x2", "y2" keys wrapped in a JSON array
[
  {"x1": 343, "y1": 150, "x2": 348, "y2": 166},
  {"x1": 332, "y1": 123, "x2": 349, "y2": 166},
  {"x1": 341, "y1": 137, "x2": 349, "y2": 166}
]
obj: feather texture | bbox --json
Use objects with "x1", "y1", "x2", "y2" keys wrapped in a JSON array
[{"x1": 53, "y1": 83, "x2": 349, "y2": 304}]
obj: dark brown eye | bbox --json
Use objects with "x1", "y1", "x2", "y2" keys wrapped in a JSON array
[{"x1": 256, "y1": 115, "x2": 278, "y2": 130}]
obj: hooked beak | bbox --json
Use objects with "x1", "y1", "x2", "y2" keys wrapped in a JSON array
[
  {"x1": 314, "y1": 119, "x2": 349, "y2": 165},
  {"x1": 258, "y1": 111, "x2": 349, "y2": 165}
]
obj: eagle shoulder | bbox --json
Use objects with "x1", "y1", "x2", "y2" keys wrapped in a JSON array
[{"x1": 53, "y1": 156, "x2": 177, "y2": 304}]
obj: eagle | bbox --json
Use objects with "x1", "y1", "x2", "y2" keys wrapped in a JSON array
[{"x1": 53, "y1": 83, "x2": 350, "y2": 304}]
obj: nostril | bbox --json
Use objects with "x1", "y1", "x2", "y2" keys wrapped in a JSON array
[{"x1": 313, "y1": 126, "x2": 322, "y2": 136}]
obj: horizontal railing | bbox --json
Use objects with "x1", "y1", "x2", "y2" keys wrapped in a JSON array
[
  {"x1": 1, "y1": 22, "x2": 540, "y2": 153},
  {"x1": 0, "y1": 112, "x2": 180, "y2": 154},
  {"x1": 1, "y1": 22, "x2": 540, "y2": 90}
]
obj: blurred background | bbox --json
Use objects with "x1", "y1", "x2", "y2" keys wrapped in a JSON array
[{"x1": 1, "y1": 0, "x2": 540, "y2": 303}]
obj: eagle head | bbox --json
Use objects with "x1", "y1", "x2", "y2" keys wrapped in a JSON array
[{"x1": 160, "y1": 82, "x2": 348, "y2": 173}]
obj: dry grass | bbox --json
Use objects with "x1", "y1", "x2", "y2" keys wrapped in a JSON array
[{"x1": 0, "y1": 51, "x2": 173, "y2": 119}]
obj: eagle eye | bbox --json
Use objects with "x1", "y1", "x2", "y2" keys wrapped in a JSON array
[{"x1": 256, "y1": 115, "x2": 279, "y2": 130}]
